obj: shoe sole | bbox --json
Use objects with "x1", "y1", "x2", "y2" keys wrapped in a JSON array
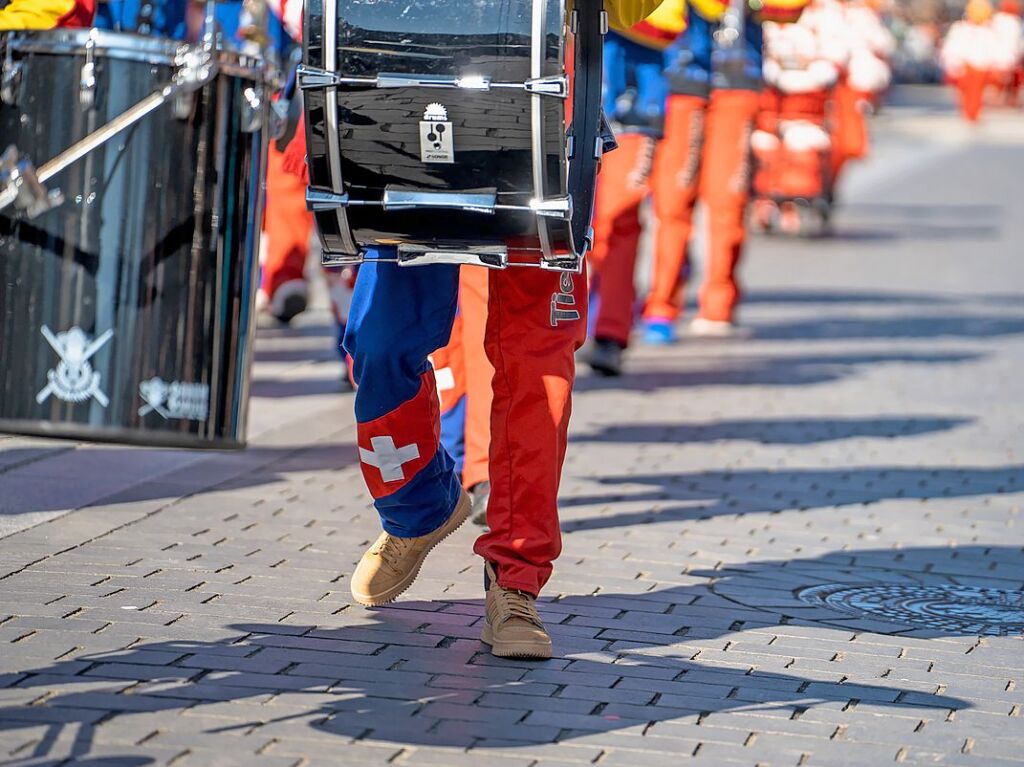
[
  {"x1": 480, "y1": 623, "x2": 553, "y2": 660},
  {"x1": 274, "y1": 293, "x2": 308, "y2": 325},
  {"x1": 351, "y1": 491, "x2": 471, "y2": 607},
  {"x1": 588, "y1": 361, "x2": 621, "y2": 377}
]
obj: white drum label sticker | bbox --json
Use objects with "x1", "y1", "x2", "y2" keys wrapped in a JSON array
[
  {"x1": 36, "y1": 325, "x2": 112, "y2": 407},
  {"x1": 420, "y1": 103, "x2": 454, "y2": 164},
  {"x1": 139, "y1": 377, "x2": 210, "y2": 421}
]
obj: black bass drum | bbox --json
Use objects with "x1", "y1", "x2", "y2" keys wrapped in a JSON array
[
  {"x1": 0, "y1": 30, "x2": 267, "y2": 449},
  {"x1": 301, "y1": 0, "x2": 606, "y2": 272}
]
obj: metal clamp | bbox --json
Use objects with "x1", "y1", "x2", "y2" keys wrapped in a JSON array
[
  {"x1": 524, "y1": 75, "x2": 568, "y2": 98},
  {"x1": 306, "y1": 187, "x2": 350, "y2": 211},
  {"x1": 0, "y1": 147, "x2": 64, "y2": 219},
  {"x1": 296, "y1": 64, "x2": 347, "y2": 89},
  {"x1": 79, "y1": 30, "x2": 97, "y2": 109},
  {"x1": 0, "y1": 46, "x2": 22, "y2": 107},
  {"x1": 540, "y1": 255, "x2": 583, "y2": 273},
  {"x1": 531, "y1": 197, "x2": 573, "y2": 220}
]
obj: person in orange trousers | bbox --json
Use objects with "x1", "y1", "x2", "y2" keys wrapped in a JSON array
[
  {"x1": 431, "y1": 267, "x2": 494, "y2": 525},
  {"x1": 258, "y1": 141, "x2": 315, "y2": 323},
  {"x1": 941, "y1": 0, "x2": 1016, "y2": 122},
  {"x1": 641, "y1": 0, "x2": 808, "y2": 343},
  {"x1": 582, "y1": 17, "x2": 670, "y2": 376}
]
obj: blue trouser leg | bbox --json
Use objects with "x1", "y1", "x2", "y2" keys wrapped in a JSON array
[{"x1": 343, "y1": 253, "x2": 463, "y2": 537}]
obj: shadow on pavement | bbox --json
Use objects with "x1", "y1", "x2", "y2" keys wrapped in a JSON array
[
  {"x1": 574, "y1": 350, "x2": 981, "y2": 393},
  {"x1": 572, "y1": 416, "x2": 971, "y2": 446},
  {"x1": 0, "y1": 442, "x2": 359, "y2": 517},
  {"x1": 559, "y1": 465, "x2": 1023, "y2": 531},
  {"x1": 751, "y1": 314, "x2": 1024, "y2": 342},
  {"x1": 0, "y1": 546, "x2": 993, "y2": 755}
]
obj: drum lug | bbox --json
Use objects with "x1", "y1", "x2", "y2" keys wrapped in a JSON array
[
  {"x1": 322, "y1": 251, "x2": 364, "y2": 267},
  {"x1": 600, "y1": 9, "x2": 610, "y2": 35},
  {"x1": 570, "y1": 9, "x2": 579, "y2": 33},
  {"x1": 593, "y1": 135, "x2": 605, "y2": 160},
  {"x1": 531, "y1": 197, "x2": 573, "y2": 221},
  {"x1": 296, "y1": 64, "x2": 342, "y2": 90},
  {"x1": 173, "y1": 93, "x2": 195, "y2": 121},
  {"x1": 79, "y1": 31, "x2": 98, "y2": 110},
  {"x1": 396, "y1": 245, "x2": 509, "y2": 270},
  {"x1": 306, "y1": 187, "x2": 350, "y2": 211},
  {"x1": 0, "y1": 49, "x2": 22, "y2": 107},
  {"x1": 240, "y1": 87, "x2": 264, "y2": 133},
  {"x1": 539, "y1": 255, "x2": 583, "y2": 274},
  {"x1": 269, "y1": 99, "x2": 289, "y2": 141},
  {"x1": 565, "y1": 134, "x2": 575, "y2": 160},
  {"x1": 524, "y1": 76, "x2": 568, "y2": 98}
]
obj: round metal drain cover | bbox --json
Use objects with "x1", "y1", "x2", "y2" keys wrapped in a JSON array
[{"x1": 797, "y1": 583, "x2": 1024, "y2": 635}]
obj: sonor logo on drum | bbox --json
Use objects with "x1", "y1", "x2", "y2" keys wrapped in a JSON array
[
  {"x1": 35, "y1": 326, "x2": 113, "y2": 408},
  {"x1": 138, "y1": 378, "x2": 210, "y2": 422},
  {"x1": 419, "y1": 103, "x2": 454, "y2": 164}
]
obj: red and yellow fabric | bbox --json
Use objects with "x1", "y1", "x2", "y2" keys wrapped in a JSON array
[
  {"x1": 0, "y1": 0, "x2": 95, "y2": 29},
  {"x1": 620, "y1": 0, "x2": 687, "y2": 48},
  {"x1": 638, "y1": 0, "x2": 807, "y2": 31},
  {"x1": 606, "y1": 0, "x2": 674, "y2": 31}
]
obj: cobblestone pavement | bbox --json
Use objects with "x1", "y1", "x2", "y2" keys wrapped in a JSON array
[{"x1": 1, "y1": 88, "x2": 1023, "y2": 767}]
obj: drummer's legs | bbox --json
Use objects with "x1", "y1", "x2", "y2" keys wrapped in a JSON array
[
  {"x1": 473, "y1": 264, "x2": 588, "y2": 596},
  {"x1": 343, "y1": 256, "x2": 465, "y2": 539}
]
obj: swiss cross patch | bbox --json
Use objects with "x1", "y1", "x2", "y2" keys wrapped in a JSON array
[{"x1": 356, "y1": 372, "x2": 441, "y2": 498}]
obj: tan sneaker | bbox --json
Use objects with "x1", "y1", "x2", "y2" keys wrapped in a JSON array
[
  {"x1": 481, "y1": 562, "x2": 552, "y2": 659},
  {"x1": 350, "y1": 490, "x2": 471, "y2": 606}
]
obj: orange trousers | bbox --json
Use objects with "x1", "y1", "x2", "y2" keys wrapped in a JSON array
[
  {"x1": 956, "y1": 65, "x2": 988, "y2": 122},
  {"x1": 588, "y1": 133, "x2": 657, "y2": 347},
  {"x1": 262, "y1": 142, "x2": 314, "y2": 298},
  {"x1": 431, "y1": 267, "x2": 493, "y2": 490},
  {"x1": 831, "y1": 79, "x2": 871, "y2": 180},
  {"x1": 644, "y1": 90, "x2": 760, "y2": 324}
]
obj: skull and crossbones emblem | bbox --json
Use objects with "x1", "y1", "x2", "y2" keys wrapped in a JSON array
[{"x1": 35, "y1": 325, "x2": 113, "y2": 407}]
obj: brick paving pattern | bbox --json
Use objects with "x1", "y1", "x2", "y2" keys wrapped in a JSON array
[{"x1": 1, "y1": 88, "x2": 1023, "y2": 767}]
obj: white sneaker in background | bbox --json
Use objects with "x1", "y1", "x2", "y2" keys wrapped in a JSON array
[{"x1": 689, "y1": 317, "x2": 739, "y2": 338}]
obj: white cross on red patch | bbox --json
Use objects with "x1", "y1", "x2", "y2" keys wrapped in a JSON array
[{"x1": 359, "y1": 436, "x2": 421, "y2": 483}]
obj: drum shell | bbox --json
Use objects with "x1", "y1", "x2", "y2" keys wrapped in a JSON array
[
  {"x1": 0, "y1": 31, "x2": 267, "y2": 449},
  {"x1": 304, "y1": 0, "x2": 602, "y2": 261}
]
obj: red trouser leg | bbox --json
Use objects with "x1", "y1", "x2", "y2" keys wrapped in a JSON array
[
  {"x1": 473, "y1": 265, "x2": 587, "y2": 596},
  {"x1": 589, "y1": 133, "x2": 656, "y2": 346},
  {"x1": 697, "y1": 89, "x2": 759, "y2": 323},
  {"x1": 644, "y1": 95, "x2": 705, "y2": 323},
  {"x1": 459, "y1": 266, "x2": 493, "y2": 491},
  {"x1": 262, "y1": 143, "x2": 314, "y2": 297},
  {"x1": 960, "y1": 66, "x2": 986, "y2": 122}
]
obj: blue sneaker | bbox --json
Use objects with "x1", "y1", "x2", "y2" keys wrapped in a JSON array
[{"x1": 642, "y1": 319, "x2": 677, "y2": 346}]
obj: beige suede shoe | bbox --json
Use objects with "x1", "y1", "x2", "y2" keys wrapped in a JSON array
[
  {"x1": 350, "y1": 490, "x2": 471, "y2": 606},
  {"x1": 480, "y1": 562, "x2": 553, "y2": 659}
]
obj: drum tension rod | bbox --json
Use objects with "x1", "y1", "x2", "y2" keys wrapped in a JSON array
[{"x1": 296, "y1": 65, "x2": 567, "y2": 99}]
